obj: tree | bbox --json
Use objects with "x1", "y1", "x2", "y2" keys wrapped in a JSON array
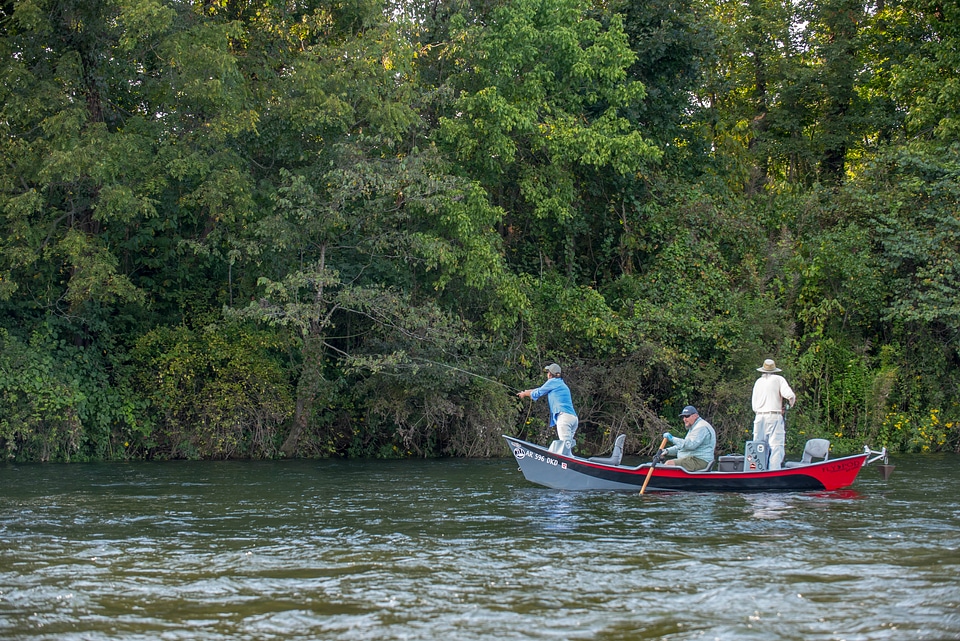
[
  {"x1": 885, "y1": 0, "x2": 960, "y2": 141},
  {"x1": 612, "y1": 0, "x2": 716, "y2": 148},
  {"x1": 215, "y1": 1, "x2": 525, "y2": 456},
  {"x1": 800, "y1": 0, "x2": 866, "y2": 183},
  {"x1": 0, "y1": 0, "x2": 260, "y2": 457},
  {"x1": 435, "y1": 0, "x2": 662, "y2": 280}
]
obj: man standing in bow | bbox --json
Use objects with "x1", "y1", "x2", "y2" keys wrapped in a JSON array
[
  {"x1": 518, "y1": 363, "x2": 578, "y2": 455},
  {"x1": 752, "y1": 358, "x2": 797, "y2": 470}
]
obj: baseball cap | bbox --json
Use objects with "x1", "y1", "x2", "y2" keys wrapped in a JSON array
[{"x1": 544, "y1": 363, "x2": 562, "y2": 375}]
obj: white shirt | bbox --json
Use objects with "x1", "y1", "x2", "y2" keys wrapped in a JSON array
[{"x1": 752, "y1": 373, "x2": 796, "y2": 413}]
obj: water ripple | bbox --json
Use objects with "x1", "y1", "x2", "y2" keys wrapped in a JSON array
[{"x1": 1, "y1": 455, "x2": 959, "y2": 640}]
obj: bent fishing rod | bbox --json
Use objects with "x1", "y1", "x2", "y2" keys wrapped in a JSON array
[
  {"x1": 407, "y1": 357, "x2": 522, "y2": 393},
  {"x1": 408, "y1": 357, "x2": 542, "y2": 438}
]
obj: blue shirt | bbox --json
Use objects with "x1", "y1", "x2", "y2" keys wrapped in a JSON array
[
  {"x1": 666, "y1": 417, "x2": 716, "y2": 464},
  {"x1": 530, "y1": 377, "x2": 577, "y2": 427}
]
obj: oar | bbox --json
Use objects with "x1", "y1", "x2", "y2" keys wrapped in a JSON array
[{"x1": 640, "y1": 437, "x2": 669, "y2": 495}]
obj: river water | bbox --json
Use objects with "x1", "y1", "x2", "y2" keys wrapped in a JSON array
[{"x1": 1, "y1": 451, "x2": 958, "y2": 641}]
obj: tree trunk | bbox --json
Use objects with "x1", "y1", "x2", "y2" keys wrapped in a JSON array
[{"x1": 281, "y1": 333, "x2": 324, "y2": 457}]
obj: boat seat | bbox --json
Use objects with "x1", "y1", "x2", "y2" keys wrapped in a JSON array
[
  {"x1": 588, "y1": 434, "x2": 626, "y2": 466},
  {"x1": 783, "y1": 438, "x2": 830, "y2": 468}
]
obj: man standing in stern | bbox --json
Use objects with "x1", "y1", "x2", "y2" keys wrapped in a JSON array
[{"x1": 752, "y1": 358, "x2": 797, "y2": 470}]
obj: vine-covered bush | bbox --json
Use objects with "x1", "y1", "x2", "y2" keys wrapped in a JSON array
[{"x1": 130, "y1": 322, "x2": 293, "y2": 460}]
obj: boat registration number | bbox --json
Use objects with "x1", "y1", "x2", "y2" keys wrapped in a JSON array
[{"x1": 515, "y1": 447, "x2": 568, "y2": 469}]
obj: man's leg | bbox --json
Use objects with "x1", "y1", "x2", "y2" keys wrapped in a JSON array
[
  {"x1": 677, "y1": 456, "x2": 708, "y2": 472},
  {"x1": 556, "y1": 414, "x2": 578, "y2": 455},
  {"x1": 767, "y1": 420, "x2": 785, "y2": 470}
]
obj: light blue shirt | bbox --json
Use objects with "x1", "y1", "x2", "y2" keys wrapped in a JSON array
[
  {"x1": 530, "y1": 377, "x2": 577, "y2": 427},
  {"x1": 666, "y1": 417, "x2": 716, "y2": 464}
]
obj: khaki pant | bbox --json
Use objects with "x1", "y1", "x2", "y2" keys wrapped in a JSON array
[{"x1": 676, "y1": 456, "x2": 709, "y2": 471}]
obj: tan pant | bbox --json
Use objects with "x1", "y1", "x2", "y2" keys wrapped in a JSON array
[{"x1": 676, "y1": 456, "x2": 709, "y2": 471}]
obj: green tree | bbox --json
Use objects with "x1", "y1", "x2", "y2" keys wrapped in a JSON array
[
  {"x1": 435, "y1": 0, "x2": 662, "y2": 279},
  {"x1": 885, "y1": 0, "x2": 960, "y2": 141},
  {"x1": 700, "y1": 0, "x2": 804, "y2": 191},
  {"x1": 613, "y1": 0, "x2": 715, "y2": 148},
  {"x1": 210, "y1": 1, "x2": 527, "y2": 456},
  {"x1": 0, "y1": 0, "x2": 256, "y2": 457}
]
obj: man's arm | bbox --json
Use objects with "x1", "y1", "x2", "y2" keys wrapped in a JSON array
[
  {"x1": 781, "y1": 379, "x2": 797, "y2": 407},
  {"x1": 530, "y1": 378, "x2": 560, "y2": 401}
]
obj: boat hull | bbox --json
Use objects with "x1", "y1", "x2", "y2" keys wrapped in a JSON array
[{"x1": 503, "y1": 435, "x2": 868, "y2": 492}]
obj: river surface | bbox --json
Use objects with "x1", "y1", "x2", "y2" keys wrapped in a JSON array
[{"x1": 1, "y1": 451, "x2": 959, "y2": 641}]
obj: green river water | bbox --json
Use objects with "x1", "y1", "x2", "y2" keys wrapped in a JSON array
[{"x1": 1, "y1": 450, "x2": 958, "y2": 640}]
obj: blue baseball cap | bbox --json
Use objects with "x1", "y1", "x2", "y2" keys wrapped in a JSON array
[{"x1": 679, "y1": 405, "x2": 698, "y2": 417}]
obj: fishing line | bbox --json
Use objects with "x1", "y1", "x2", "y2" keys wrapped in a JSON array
[
  {"x1": 407, "y1": 357, "x2": 521, "y2": 393},
  {"x1": 407, "y1": 356, "x2": 533, "y2": 438}
]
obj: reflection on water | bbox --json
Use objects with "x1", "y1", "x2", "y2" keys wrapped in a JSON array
[
  {"x1": 1, "y1": 455, "x2": 959, "y2": 640},
  {"x1": 529, "y1": 491, "x2": 584, "y2": 534},
  {"x1": 743, "y1": 493, "x2": 795, "y2": 519}
]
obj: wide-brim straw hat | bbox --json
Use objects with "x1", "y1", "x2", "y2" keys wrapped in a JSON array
[{"x1": 757, "y1": 358, "x2": 782, "y2": 373}]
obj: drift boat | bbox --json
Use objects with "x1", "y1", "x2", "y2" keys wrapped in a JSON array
[{"x1": 503, "y1": 434, "x2": 889, "y2": 492}]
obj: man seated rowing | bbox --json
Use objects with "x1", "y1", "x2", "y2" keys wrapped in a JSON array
[{"x1": 657, "y1": 405, "x2": 717, "y2": 472}]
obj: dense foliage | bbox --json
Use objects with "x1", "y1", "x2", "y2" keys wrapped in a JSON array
[{"x1": 1, "y1": 0, "x2": 957, "y2": 461}]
